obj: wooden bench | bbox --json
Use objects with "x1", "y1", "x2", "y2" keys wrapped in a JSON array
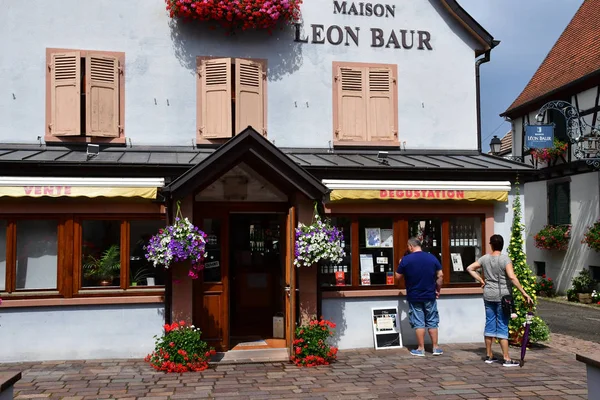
[
  {"x1": 0, "y1": 372, "x2": 21, "y2": 400},
  {"x1": 576, "y1": 353, "x2": 600, "y2": 400}
]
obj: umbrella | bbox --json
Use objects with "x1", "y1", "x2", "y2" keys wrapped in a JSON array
[{"x1": 519, "y1": 305, "x2": 534, "y2": 368}]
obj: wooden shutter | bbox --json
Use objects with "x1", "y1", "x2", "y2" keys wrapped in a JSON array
[
  {"x1": 86, "y1": 54, "x2": 120, "y2": 137},
  {"x1": 198, "y1": 58, "x2": 232, "y2": 139},
  {"x1": 336, "y1": 66, "x2": 367, "y2": 142},
  {"x1": 235, "y1": 59, "x2": 266, "y2": 135},
  {"x1": 50, "y1": 51, "x2": 81, "y2": 136},
  {"x1": 367, "y1": 66, "x2": 397, "y2": 143}
]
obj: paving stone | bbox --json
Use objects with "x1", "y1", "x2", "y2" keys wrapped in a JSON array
[{"x1": 0, "y1": 343, "x2": 589, "y2": 399}]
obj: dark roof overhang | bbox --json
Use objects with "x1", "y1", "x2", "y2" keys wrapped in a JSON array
[
  {"x1": 164, "y1": 126, "x2": 329, "y2": 200},
  {"x1": 441, "y1": 0, "x2": 499, "y2": 56}
]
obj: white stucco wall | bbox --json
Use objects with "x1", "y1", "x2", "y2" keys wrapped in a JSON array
[
  {"x1": 322, "y1": 295, "x2": 485, "y2": 349},
  {"x1": 0, "y1": 304, "x2": 164, "y2": 362},
  {"x1": 524, "y1": 172, "x2": 600, "y2": 292},
  {"x1": 0, "y1": 0, "x2": 481, "y2": 149}
]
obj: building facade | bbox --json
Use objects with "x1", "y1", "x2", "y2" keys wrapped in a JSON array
[
  {"x1": 0, "y1": 0, "x2": 529, "y2": 362},
  {"x1": 501, "y1": 0, "x2": 600, "y2": 293}
]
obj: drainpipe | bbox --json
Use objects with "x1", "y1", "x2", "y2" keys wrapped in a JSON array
[{"x1": 476, "y1": 50, "x2": 491, "y2": 153}]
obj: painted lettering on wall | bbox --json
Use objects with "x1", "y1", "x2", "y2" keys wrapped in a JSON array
[
  {"x1": 294, "y1": 1, "x2": 433, "y2": 50},
  {"x1": 379, "y1": 190, "x2": 465, "y2": 199},
  {"x1": 23, "y1": 186, "x2": 72, "y2": 196}
]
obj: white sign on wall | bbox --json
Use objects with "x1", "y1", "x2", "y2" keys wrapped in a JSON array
[{"x1": 371, "y1": 307, "x2": 402, "y2": 350}]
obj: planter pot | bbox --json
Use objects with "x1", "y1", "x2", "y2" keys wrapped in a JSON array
[
  {"x1": 99, "y1": 279, "x2": 112, "y2": 286},
  {"x1": 578, "y1": 293, "x2": 593, "y2": 304}
]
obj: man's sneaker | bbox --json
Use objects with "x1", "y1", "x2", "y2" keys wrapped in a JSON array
[
  {"x1": 432, "y1": 348, "x2": 444, "y2": 356},
  {"x1": 410, "y1": 349, "x2": 425, "y2": 357},
  {"x1": 503, "y1": 359, "x2": 519, "y2": 367},
  {"x1": 485, "y1": 356, "x2": 499, "y2": 364}
]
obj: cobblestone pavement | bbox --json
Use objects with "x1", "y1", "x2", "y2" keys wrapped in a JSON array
[
  {"x1": 544, "y1": 332, "x2": 600, "y2": 358},
  {"x1": 0, "y1": 344, "x2": 588, "y2": 399}
]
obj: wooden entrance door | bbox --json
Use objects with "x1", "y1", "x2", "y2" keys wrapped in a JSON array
[
  {"x1": 285, "y1": 205, "x2": 297, "y2": 351},
  {"x1": 194, "y1": 210, "x2": 229, "y2": 351}
]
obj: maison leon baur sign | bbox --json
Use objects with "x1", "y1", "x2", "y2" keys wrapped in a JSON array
[{"x1": 294, "y1": 1, "x2": 433, "y2": 50}]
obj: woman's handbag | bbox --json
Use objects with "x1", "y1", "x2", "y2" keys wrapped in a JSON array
[{"x1": 496, "y1": 257, "x2": 514, "y2": 317}]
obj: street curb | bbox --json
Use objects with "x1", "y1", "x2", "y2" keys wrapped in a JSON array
[{"x1": 539, "y1": 296, "x2": 600, "y2": 310}]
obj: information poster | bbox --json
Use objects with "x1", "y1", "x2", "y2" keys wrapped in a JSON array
[
  {"x1": 451, "y1": 253, "x2": 464, "y2": 272},
  {"x1": 371, "y1": 307, "x2": 402, "y2": 350}
]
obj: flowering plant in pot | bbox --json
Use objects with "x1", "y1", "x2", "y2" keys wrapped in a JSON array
[
  {"x1": 582, "y1": 219, "x2": 600, "y2": 252},
  {"x1": 533, "y1": 224, "x2": 571, "y2": 251},
  {"x1": 294, "y1": 208, "x2": 345, "y2": 268},
  {"x1": 535, "y1": 275, "x2": 555, "y2": 297},
  {"x1": 145, "y1": 320, "x2": 215, "y2": 373},
  {"x1": 290, "y1": 317, "x2": 338, "y2": 367},
  {"x1": 165, "y1": 0, "x2": 303, "y2": 32},
  {"x1": 570, "y1": 269, "x2": 597, "y2": 304},
  {"x1": 145, "y1": 203, "x2": 208, "y2": 279},
  {"x1": 531, "y1": 139, "x2": 568, "y2": 164}
]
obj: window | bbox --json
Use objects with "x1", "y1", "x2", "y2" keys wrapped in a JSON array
[
  {"x1": 203, "y1": 218, "x2": 222, "y2": 283},
  {"x1": 590, "y1": 266, "x2": 600, "y2": 281},
  {"x1": 129, "y1": 220, "x2": 166, "y2": 287},
  {"x1": 318, "y1": 214, "x2": 485, "y2": 290},
  {"x1": 548, "y1": 181, "x2": 570, "y2": 225},
  {"x1": 76, "y1": 217, "x2": 166, "y2": 291},
  {"x1": 448, "y1": 217, "x2": 482, "y2": 283},
  {"x1": 197, "y1": 57, "x2": 267, "y2": 142},
  {"x1": 534, "y1": 261, "x2": 546, "y2": 277},
  {"x1": 46, "y1": 48, "x2": 125, "y2": 143},
  {"x1": 0, "y1": 220, "x2": 6, "y2": 291},
  {"x1": 0, "y1": 215, "x2": 164, "y2": 298},
  {"x1": 320, "y1": 217, "x2": 352, "y2": 287},
  {"x1": 332, "y1": 61, "x2": 398, "y2": 146},
  {"x1": 16, "y1": 220, "x2": 59, "y2": 290}
]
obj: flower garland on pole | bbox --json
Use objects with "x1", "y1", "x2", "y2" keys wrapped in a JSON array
[
  {"x1": 294, "y1": 203, "x2": 345, "y2": 267},
  {"x1": 145, "y1": 201, "x2": 208, "y2": 279},
  {"x1": 165, "y1": 0, "x2": 303, "y2": 32},
  {"x1": 508, "y1": 179, "x2": 549, "y2": 345}
]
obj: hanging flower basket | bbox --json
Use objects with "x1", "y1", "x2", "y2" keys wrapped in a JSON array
[
  {"x1": 165, "y1": 0, "x2": 303, "y2": 32},
  {"x1": 533, "y1": 224, "x2": 571, "y2": 251},
  {"x1": 294, "y1": 207, "x2": 345, "y2": 268},
  {"x1": 531, "y1": 139, "x2": 568, "y2": 164},
  {"x1": 145, "y1": 202, "x2": 208, "y2": 279},
  {"x1": 582, "y1": 219, "x2": 600, "y2": 252}
]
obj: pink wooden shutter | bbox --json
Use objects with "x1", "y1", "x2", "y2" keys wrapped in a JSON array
[
  {"x1": 367, "y1": 66, "x2": 397, "y2": 143},
  {"x1": 86, "y1": 54, "x2": 120, "y2": 137},
  {"x1": 235, "y1": 59, "x2": 266, "y2": 135},
  {"x1": 336, "y1": 66, "x2": 367, "y2": 143},
  {"x1": 50, "y1": 51, "x2": 81, "y2": 136},
  {"x1": 198, "y1": 58, "x2": 232, "y2": 139}
]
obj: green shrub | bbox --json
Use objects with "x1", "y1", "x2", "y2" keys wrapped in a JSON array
[{"x1": 571, "y1": 269, "x2": 596, "y2": 293}]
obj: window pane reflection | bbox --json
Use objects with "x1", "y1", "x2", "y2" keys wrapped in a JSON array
[{"x1": 16, "y1": 220, "x2": 58, "y2": 290}]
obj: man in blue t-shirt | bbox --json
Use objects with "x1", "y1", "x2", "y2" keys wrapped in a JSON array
[{"x1": 395, "y1": 237, "x2": 444, "y2": 357}]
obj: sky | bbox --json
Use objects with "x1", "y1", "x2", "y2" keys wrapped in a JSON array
[{"x1": 457, "y1": 0, "x2": 584, "y2": 152}]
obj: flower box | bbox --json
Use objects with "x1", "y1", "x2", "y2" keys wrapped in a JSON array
[
  {"x1": 165, "y1": 0, "x2": 303, "y2": 32},
  {"x1": 582, "y1": 220, "x2": 600, "y2": 252},
  {"x1": 533, "y1": 224, "x2": 571, "y2": 251},
  {"x1": 531, "y1": 139, "x2": 568, "y2": 165}
]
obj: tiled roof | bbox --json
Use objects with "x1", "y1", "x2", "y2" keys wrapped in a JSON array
[
  {"x1": 0, "y1": 144, "x2": 531, "y2": 172},
  {"x1": 503, "y1": 0, "x2": 600, "y2": 115},
  {"x1": 499, "y1": 131, "x2": 512, "y2": 155}
]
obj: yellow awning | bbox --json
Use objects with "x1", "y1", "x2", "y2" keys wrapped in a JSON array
[
  {"x1": 0, "y1": 177, "x2": 164, "y2": 199},
  {"x1": 0, "y1": 186, "x2": 157, "y2": 199},
  {"x1": 329, "y1": 189, "x2": 508, "y2": 202}
]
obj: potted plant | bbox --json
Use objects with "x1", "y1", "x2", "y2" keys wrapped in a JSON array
[
  {"x1": 535, "y1": 275, "x2": 555, "y2": 297},
  {"x1": 294, "y1": 210, "x2": 345, "y2": 268},
  {"x1": 582, "y1": 219, "x2": 600, "y2": 252},
  {"x1": 531, "y1": 139, "x2": 568, "y2": 165},
  {"x1": 130, "y1": 267, "x2": 152, "y2": 287},
  {"x1": 571, "y1": 269, "x2": 597, "y2": 304},
  {"x1": 533, "y1": 224, "x2": 571, "y2": 251},
  {"x1": 83, "y1": 244, "x2": 121, "y2": 286}
]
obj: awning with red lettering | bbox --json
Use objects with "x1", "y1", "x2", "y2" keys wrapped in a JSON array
[
  {"x1": 0, "y1": 177, "x2": 165, "y2": 199},
  {"x1": 323, "y1": 180, "x2": 510, "y2": 202}
]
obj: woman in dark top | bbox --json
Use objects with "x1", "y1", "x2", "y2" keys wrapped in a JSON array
[{"x1": 466, "y1": 234, "x2": 532, "y2": 367}]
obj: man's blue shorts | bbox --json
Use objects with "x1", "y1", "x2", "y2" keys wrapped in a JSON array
[
  {"x1": 484, "y1": 300, "x2": 509, "y2": 339},
  {"x1": 408, "y1": 300, "x2": 439, "y2": 329}
]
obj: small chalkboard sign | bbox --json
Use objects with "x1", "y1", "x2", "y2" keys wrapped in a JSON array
[{"x1": 371, "y1": 307, "x2": 402, "y2": 350}]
